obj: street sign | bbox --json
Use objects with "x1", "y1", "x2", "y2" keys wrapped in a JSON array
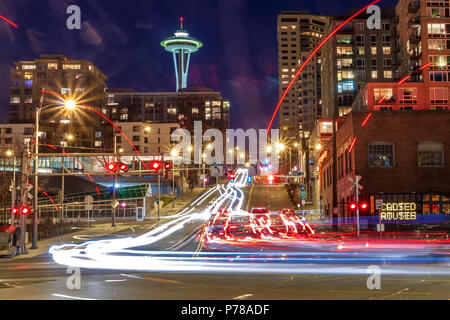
[
  {"x1": 375, "y1": 199, "x2": 383, "y2": 210},
  {"x1": 300, "y1": 185, "x2": 306, "y2": 192},
  {"x1": 27, "y1": 185, "x2": 33, "y2": 199},
  {"x1": 297, "y1": 172, "x2": 304, "y2": 176},
  {"x1": 111, "y1": 200, "x2": 120, "y2": 209},
  {"x1": 84, "y1": 195, "x2": 94, "y2": 211},
  {"x1": 300, "y1": 191, "x2": 307, "y2": 199}
]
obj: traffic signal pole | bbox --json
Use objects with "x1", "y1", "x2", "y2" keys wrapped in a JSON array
[{"x1": 355, "y1": 176, "x2": 360, "y2": 237}]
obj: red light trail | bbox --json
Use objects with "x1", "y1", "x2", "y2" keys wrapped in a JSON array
[
  {"x1": 266, "y1": 0, "x2": 381, "y2": 134},
  {"x1": 0, "y1": 14, "x2": 18, "y2": 28},
  {"x1": 361, "y1": 112, "x2": 373, "y2": 127},
  {"x1": 348, "y1": 137, "x2": 357, "y2": 153}
]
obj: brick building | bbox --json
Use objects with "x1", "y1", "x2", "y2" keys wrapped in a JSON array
[{"x1": 320, "y1": 111, "x2": 450, "y2": 230}]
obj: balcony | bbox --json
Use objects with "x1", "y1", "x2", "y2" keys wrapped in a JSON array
[
  {"x1": 407, "y1": 1, "x2": 419, "y2": 14},
  {"x1": 409, "y1": 50, "x2": 422, "y2": 60},
  {"x1": 407, "y1": 16, "x2": 420, "y2": 28},
  {"x1": 409, "y1": 33, "x2": 421, "y2": 44}
]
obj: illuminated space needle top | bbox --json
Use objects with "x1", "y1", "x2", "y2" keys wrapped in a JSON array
[{"x1": 161, "y1": 18, "x2": 203, "y2": 92}]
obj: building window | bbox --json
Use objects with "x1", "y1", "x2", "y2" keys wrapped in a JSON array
[
  {"x1": 22, "y1": 65, "x2": 36, "y2": 70},
  {"x1": 383, "y1": 47, "x2": 391, "y2": 55},
  {"x1": 356, "y1": 47, "x2": 365, "y2": 55},
  {"x1": 418, "y1": 142, "x2": 444, "y2": 167},
  {"x1": 62, "y1": 64, "x2": 81, "y2": 70},
  {"x1": 24, "y1": 72, "x2": 33, "y2": 80},
  {"x1": 95, "y1": 132, "x2": 102, "y2": 138},
  {"x1": 61, "y1": 88, "x2": 70, "y2": 95},
  {"x1": 371, "y1": 47, "x2": 377, "y2": 55},
  {"x1": 95, "y1": 141, "x2": 102, "y2": 147},
  {"x1": 133, "y1": 136, "x2": 140, "y2": 142},
  {"x1": 368, "y1": 143, "x2": 394, "y2": 168},
  {"x1": 48, "y1": 63, "x2": 58, "y2": 70},
  {"x1": 430, "y1": 87, "x2": 449, "y2": 104},
  {"x1": 10, "y1": 97, "x2": 20, "y2": 104},
  {"x1": 371, "y1": 71, "x2": 378, "y2": 79},
  {"x1": 132, "y1": 126, "x2": 140, "y2": 132},
  {"x1": 399, "y1": 88, "x2": 417, "y2": 104},
  {"x1": 422, "y1": 194, "x2": 449, "y2": 215},
  {"x1": 427, "y1": 23, "x2": 446, "y2": 36},
  {"x1": 24, "y1": 80, "x2": 33, "y2": 87},
  {"x1": 192, "y1": 108, "x2": 199, "y2": 114},
  {"x1": 430, "y1": 71, "x2": 449, "y2": 82},
  {"x1": 384, "y1": 70, "x2": 393, "y2": 78}
]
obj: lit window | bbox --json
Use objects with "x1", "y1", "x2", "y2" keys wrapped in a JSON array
[
  {"x1": 48, "y1": 63, "x2": 58, "y2": 70},
  {"x1": 369, "y1": 143, "x2": 394, "y2": 168},
  {"x1": 192, "y1": 108, "x2": 199, "y2": 114},
  {"x1": 24, "y1": 97, "x2": 33, "y2": 104},
  {"x1": 418, "y1": 142, "x2": 444, "y2": 167},
  {"x1": 10, "y1": 97, "x2": 20, "y2": 104},
  {"x1": 383, "y1": 47, "x2": 391, "y2": 54},
  {"x1": 371, "y1": 71, "x2": 378, "y2": 79},
  {"x1": 95, "y1": 141, "x2": 102, "y2": 147},
  {"x1": 24, "y1": 80, "x2": 33, "y2": 87},
  {"x1": 371, "y1": 47, "x2": 377, "y2": 55},
  {"x1": 22, "y1": 65, "x2": 36, "y2": 70},
  {"x1": 384, "y1": 70, "x2": 393, "y2": 78},
  {"x1": 24, "y1": 72, "x2": 33, "y2": 80},
  {"x1": 63, "y1": 64, "x2": 81, "y2": 70}
]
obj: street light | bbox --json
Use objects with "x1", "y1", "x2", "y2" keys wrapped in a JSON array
[
  {"x1": 315, "y1": 144, "x2": 323, "y2": 151},
  {"x1": 6, "y1": 150, "x2": 16, "y2": 225},
  {"x1": 170, "y1": 148, "x2": 179, "y2": 209},
  {"x1": 33, "y1": 97, "x2": 78, "y2": 249}
]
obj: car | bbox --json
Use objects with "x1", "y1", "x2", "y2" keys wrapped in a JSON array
[{"x1": 250, "y1": 207, "x2": 269, "y2": 214}]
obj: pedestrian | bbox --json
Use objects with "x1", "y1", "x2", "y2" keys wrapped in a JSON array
[
  {"x1": 8, "y1": 226, "x2": 15, "y2": 257},
  {"x1": 13, "y1": 222, "x2": 21, "y2": 256}
]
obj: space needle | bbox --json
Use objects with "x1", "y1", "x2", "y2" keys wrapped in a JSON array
[{"x1": 161, "y1": 17, "x2": 203, "y2": 92}]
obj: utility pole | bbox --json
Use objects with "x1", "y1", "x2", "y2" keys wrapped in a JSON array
[{"x1": 355, "y1": 176, "x2": 361, "y2": 237}]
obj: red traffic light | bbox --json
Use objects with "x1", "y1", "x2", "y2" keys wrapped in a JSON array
[
  {"x1": 360, "y1": 202, "x2": 369, "y2": 210},
  {"x1": 11, "y1": 207, "x2": 19, "y2": 215},
  {"x1": 164, "y1": 162, "x2": 172, "y2": 170},
  {"x1": 106, "y1": 162, "x2": 117, "y2": 172},
  {"x1": 349, "y1": 202, "x2": 357, "y2": 211},
  {"x1": 150, "y1": 161, "x2": 162, "y2": 171},
  {"x1": 21, "y1": 206, "x2": 31, "y2": 215},
  {"x1": 119, "y1": 163, "x2": 129, "y2": 172}
]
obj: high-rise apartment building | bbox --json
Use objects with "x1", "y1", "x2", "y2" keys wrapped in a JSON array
[
  {"x1": 395, "y1": 0, "x2": 450, "y2": 107},
  {"x1": 9, "y1": 55, "x2": 110, "y2": 151},
  {"x1": 277, "y1": 12, "x2": 328, "y2": 143},
  {"x1": 321, "y1": 9, "x2": 398, "y2": 119}
]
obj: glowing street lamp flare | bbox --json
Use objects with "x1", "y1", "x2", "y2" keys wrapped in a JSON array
[
  {"x1": 64, "y1": 100, "x2": 77, "y2": 110},
  {"x1": 266, "y1": 0, "x2": 381, "y2": 134}
]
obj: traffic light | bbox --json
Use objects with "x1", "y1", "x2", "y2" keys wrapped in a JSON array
[
  {"x1": 21, "y1": 206, "x2": 31, "y2": 215},
  {"x1": 106, "y1": 162, "x2": 117, "y2": 172},
  {"x1": 164, "y1": 162, "x2": 172, "y2": 170},
  {"x1": 268, "y1": 175, "x2": 274, "y2": 185},
  {"x1": 150, "y1": 161, "x2": 162, "y2": 171},
  {"x1": 360, "y1": 201, "x2": 369, "y2": 211},
  {"x1": 119, "y1": 163, "x2": 129, "y2": 172},
  {"x1": 11, "y1": 207, "x2": 19, "y2": 215},
  {"x1": 348, "y1": 201, "x2": 358, "y2": 211},
  {"x1": 247, "y1": 176, "x2": 253, "y2": 183}
]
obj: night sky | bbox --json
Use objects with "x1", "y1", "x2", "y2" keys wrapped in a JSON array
[{"x1": 0, "y1": 0, "x2": 397, "y2": 129}]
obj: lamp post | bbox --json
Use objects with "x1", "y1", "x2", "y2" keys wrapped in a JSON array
[
  {"x1": 61, "y1": 134, "x2": 74, "y2": 222},
  {"x1": 6, "y1": 150, "x2": 15, "y2": 225},
  {"x1": 32, "y1": 98, "x2": 76, "y2": 249},
  {"x1": 171, "y1": 149, "x2": 178, "y2": 210}
]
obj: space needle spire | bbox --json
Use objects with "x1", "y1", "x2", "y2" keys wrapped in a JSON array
[{"x1": 161, "y1": 17, "x2": 203, "y2": 92}]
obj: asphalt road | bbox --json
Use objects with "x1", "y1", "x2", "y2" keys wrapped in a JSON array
[{"x1": 0, "y1": 182, "x2": 448, "y2": 300}]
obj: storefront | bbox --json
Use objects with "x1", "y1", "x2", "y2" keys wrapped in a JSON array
[{"x1": 370, "y1": 192, "x2": 450, "y2": 230}]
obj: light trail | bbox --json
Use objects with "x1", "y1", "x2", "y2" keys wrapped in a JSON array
[
  {"x1": 0, "y1": 14, "x2": 18, "y2": 28},
  {"x1": 50, "y1": 168, "x2": 449, "y2": 276}
]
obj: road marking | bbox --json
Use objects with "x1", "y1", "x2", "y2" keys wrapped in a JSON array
[
  {"x1": 234, "y1": 293, "x2": 253, "y2": 300},
  {"x1": 143, "y1": 277, "x2": 181, "y2": 285},
  {"x1": 52, "y1": 293, "x2": 97, "y2": 300}
]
